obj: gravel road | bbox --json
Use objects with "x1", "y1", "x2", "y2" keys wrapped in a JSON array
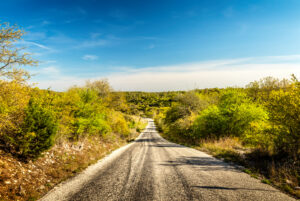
[{"x1": 40, "y1": 119, "x2": 296, "y2": 201}]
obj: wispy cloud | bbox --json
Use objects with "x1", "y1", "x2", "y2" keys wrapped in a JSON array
[
  {"x1": 41, "y1": 60, "x2": 57, "y2": 64},
  {"x1": 16, "y1": 40, "x2": 52, "y2": 51},
  {"x1": 40, "y1": 66, "x2": 60, "y2": 74},
  {"x1": 147, "y1": 44, "x2": 155, "y2": 49},
  {"x1": 107, "y1": 62, "x2": 300, "y2": 91},
  {"x1": 90, "y1": 32, "x2": 102, "y2": 39},
  {"x1": 47, "y1": 33, "x2": 75, "y2": 45},
  {"x1": 77, "y1": 39, "x2": 109, "y2": 48},
  {"x1": 137, "y1": 36, "x2": 158, "y2": 40},
  {"x1": 118, "y1": 58, "x2": 251, "y2": 73},
  {"x1": 82, "y1": 54, "x2": 98, "y2": 61},
  {"x1": 30, "y1": 66, "x2": 61, "y2": 79},
  {"x1": 24, "y1": 31, "x2": 47, "y2": 41},
  {"x1": 41, "y1": 20, "x2": 51, "y2": 26},
  {"x1": 28, "y1": 41, "x2": 51, "y2": 50},
  {"x1": 31, "y1": 54, "x2": 300, "y2": 91}
]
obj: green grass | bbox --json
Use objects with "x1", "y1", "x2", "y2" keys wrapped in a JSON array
[{"x1": 261, "y1": 179, "x2": 272, "y2": 185}]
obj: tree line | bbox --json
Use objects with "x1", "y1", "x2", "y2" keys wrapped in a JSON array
[{"x1": 154, "y1": 76, "x2": 299, "y2": 159}]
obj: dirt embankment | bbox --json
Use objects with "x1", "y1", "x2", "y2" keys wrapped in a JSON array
[{"x1": 0, "y1": 132, "x2": 138, "y2": 201}]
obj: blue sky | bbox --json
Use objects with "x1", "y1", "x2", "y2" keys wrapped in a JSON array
[{"x1": 1, "y1": 0, "x2": 300, "y2": 91}]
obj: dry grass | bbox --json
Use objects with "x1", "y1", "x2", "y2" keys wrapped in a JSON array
[
  {"x1": 197, "y1": 137, "x2": 248, "y2": 165},
  {"x1": 201, "y1": 137, "x2": 245, "y2": 152},
  {"x1": 0, "y1": 117, "x2": 148, "y2": 201},
  {"x1": 194, "y1": 137, "x2": 300, "y2": 199},
  {"x1": 0, "y1": 135, "x2": 127, "y2": 201}
]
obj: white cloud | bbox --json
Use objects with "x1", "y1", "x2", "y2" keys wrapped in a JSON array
[
  {"x1": 42, "y1": 20, "x2": 51, "y2": 26},
  {"x1": 30, "y1": 55, "x2": 300, "y2": 91},
  {"x1": 77, "y1": 39, "x2": 109, "y2": 48},
  {"x1": 25, "y1": 31, "x2": 47, "y2": 41},
  {"x1": 32, "y1": 76, "x2": 85, "y2": 91},
  {"x1": 48, "y1": 33, "x2": 75, "y2": 45},
  {"x1": 82, "y1": 54, "x2": 98, "y2": 61},
  {"x1": 29, "y1": 42, "x2": 51, "y2": 50},
  {"x1": 108, "y1": 65, "x2": 300, "y2": 91},
  {"x1": 90, "y1": 32, "x2": 102, "y2": 39},
  {"x1": 17, "y1": 41, "x2": 51, "y2": 50},
  {"x1": 30, "y1": 66, "x2": 60, "y2": 76},
  {"x1": 147, "y1": 44, "x2": 155, "y2": 49},
  {"x1": 41, "y1": 66, "x2": 60, "y2": 74},
  {"x1": 43, "y1": 60, "x2": 57, "y2": 64}
]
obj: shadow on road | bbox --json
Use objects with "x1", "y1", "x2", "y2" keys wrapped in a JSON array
[
  {"x1": 160, "y1": 156, "x2": 240, "y2": 172},
  {"x1": 135, "y1": 138, "x2": 161, "y2": 143},
  {"x1": 192, "y1": 185, "x2": 277, "y2": 192},
  {"x1": 150, "y1": 143, "x2": 185, "y2": 148}
]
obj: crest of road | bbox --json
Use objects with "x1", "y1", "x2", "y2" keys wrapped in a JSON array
[{"x1": 40, "y1": 119, "x2": 296, "y2": 201}]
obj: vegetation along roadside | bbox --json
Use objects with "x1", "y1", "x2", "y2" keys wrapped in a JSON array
[
  {"x1": 0, "y1": 22, "x2": 299, "y2": 200},
  {"x1": 0, "y1": 22, "x2": 147, "y2": 201},
  {"x1": 153, "y1": 77, "x2": 300, "y2": 198}
]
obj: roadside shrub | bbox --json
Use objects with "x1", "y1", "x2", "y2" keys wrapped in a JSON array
[
  {"x1": 108, "y1": 111, "x2": 130, "y2": 137},
  {"x1": 154, "y1": 107, "x2": 168, "y2": 132},
  {"x1": 218, "y1": 90, "x2": 268, "y2": 137},
  {"x1": 165, "y1": 104, "x2": 190, "y2": 124},
  {"x1": 70, "y1": 88, "x2": 112, "y2": 138},
  {"x1": 73, "y1": 115, "x2": 111, "y2": 138},
  {"x1": 242, "y1": 121, "x2": 273, "y2": 151},
  {"x1": 16, "y1": 97, "x2": 58, "y2": 159},
  {"x1": 193, "y1": 90, "x2": 268, "y2": 141},
  {"x1": 165, "y1": 92, "x2": 201, "y2": 125},
  {"x1": 266, "y1": 83, "x2": 300, "y2": 157},
  {"x1": 231, "y1": 103, "x2": 268, "y2": 136},
  {"x1": 51, "y1": 89, "x2": 81, "y2": 140},
  {"x1": 0, "y1": 81, "x2": 30, "y2": 151},
  {"x1": 193, "y1": 105, "x2": 226, "y2": 139},
  {"x1": 167, "y1": 114, "x2": 196, "y2": 143}
]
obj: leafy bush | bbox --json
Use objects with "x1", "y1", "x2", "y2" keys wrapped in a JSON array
[
  {"x1": 108, "y1": 111, "x2": 130, "y2": 137},
  {"x1": 16, "y1": 97, "x2": 58, "y2": 159},
  {"x1": 167, "y1": 115, "x2": 196, "y2": 143},
  {"x1": 193, "y1": 106, "x2": 226, "y2": 139},
  {"x1": 73, "y1": 115, "x2": 111, "y2": 138},
  {"x1": 218, "y1": 90, "x2": 268, "y2": 137},
  {"x1": 242, "y1": 121, "x2": 273, "y2": 151},
  {"x1": 266, "y1": 82, "x2": 300, "y2": 156},
  {"x1": 165, "y1": 104, "x2": 190, "y2": 124},
  {"x1": 70, "y1": 88, "x2": 111, "y2": 138},
  {"x1": 0, "y1": 81, "x2": 31, "y2": 152},
  {"x1": 231, "y1": 103, "x2": 268, "y2": 136},
  {"x1": 192, "y1": 90, "x2": 268, "y2": 140}
]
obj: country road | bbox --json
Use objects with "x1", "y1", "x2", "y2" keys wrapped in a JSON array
[{"x1": 41, "y1": 119, "x2": 295, "y2": 201}]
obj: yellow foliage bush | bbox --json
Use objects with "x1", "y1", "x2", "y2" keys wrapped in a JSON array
[
  {"x1": 108, "y1": 111, "x2": 130, "y2": 137},
  {"x1": 0, "y1": 81, "x2": 30, "y2": 148}
]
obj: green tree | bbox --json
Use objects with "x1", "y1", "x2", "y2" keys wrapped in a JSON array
[
  {"x1": 16, "y1": 97, "x2": 58, "y2": 159},
  {"x1": 86, "y1": 79, "x2": 112, "y2": 98}
]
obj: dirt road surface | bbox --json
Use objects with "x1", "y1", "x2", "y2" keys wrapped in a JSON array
[{"x1": 40, "y1": 119, "x2": 295, "y2": 201}]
